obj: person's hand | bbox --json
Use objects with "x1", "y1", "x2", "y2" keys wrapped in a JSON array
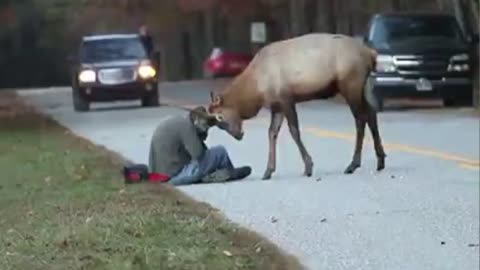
[{"x1": 198, "y1": 130, "x2": 208, "y2": 141}]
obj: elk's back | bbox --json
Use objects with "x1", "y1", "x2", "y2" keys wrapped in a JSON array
[{"x1": 250, "y1": 33, "x2": 373, "y2": 102}]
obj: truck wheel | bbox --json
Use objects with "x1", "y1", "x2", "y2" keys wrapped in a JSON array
[
  {"x1": 377, "y1": 97, "x2": 385, "y2": 112},
  {"x1": 72, "y1": 89, "x2": 89, "y2": 112},
  {"x1": 443, "y1": 96, "x2": 472, "y2": 107},
  {"x1": 141, "y1": 91, "x2": 159, "y2": 107},
  {"x1": 203, "y1": 68, "x2": 214, "y2": 79}
]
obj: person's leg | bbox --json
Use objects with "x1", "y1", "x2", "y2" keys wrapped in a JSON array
[
  {"x1": 168, "y1": 162, "x2": 201, "y2": 186},
  {"x1": 196, "y1": 145, "x2": 234, "y2": 178},
  {"x1": 198, "y1": 145, "x2": 252, "y2": 183}
]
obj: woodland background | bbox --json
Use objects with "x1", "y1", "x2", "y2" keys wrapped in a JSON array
[{"x1": 0, "y1": 0, "x2": 478, "y2": 105}]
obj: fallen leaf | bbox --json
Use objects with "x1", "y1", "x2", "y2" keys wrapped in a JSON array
[
  {"x1": 119, "y1": 189, "x2": 126, "y2": 194},
  {"x1": 468, "y1": 243, "x2": 479, "y2": 247},
  {"x1": 316, "y1": 176, "x2": 322, "y2": 181},
  {"x1": 223, "y1": 250, "x2": 232, "y2": 257},
  {"x1": 320, "y1": 218, "x2": 327, "y2": 223},
  {"x1": 44, "y1": 176, "x2": 51, "y2": 183},
  {"x1": 270, "y1": 217, "x2": 278, "y2": 223},
  {"x1": 86, "y1": 217, "x2": 93, "y2": 223},
  {"x1": 255, "y1": 247, "x2": 262, "y2": 253}
]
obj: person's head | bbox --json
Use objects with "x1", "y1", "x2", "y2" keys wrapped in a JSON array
[
  {"x1": 139, "y1": 25, "x2": 149, "y2": 36},
  {"x1": 188, "y1": 106, "x2": 218, "y2": 135}
]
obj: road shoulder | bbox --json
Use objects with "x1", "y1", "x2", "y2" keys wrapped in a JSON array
[{"x1": 0, "y1": 91, "x2": 304, "y2": 270}]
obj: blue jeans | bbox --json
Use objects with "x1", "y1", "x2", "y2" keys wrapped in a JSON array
[{"x1": 169, "y1": 145, "x2": 234, "y2": 186}]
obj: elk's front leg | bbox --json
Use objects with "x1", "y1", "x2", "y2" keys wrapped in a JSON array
[
  {"x1": 262, "y1": 109, "x2": 284, "y2": 180},
  {"x1": 284, "y1": 104, "x2": 313, "y2": 177}
]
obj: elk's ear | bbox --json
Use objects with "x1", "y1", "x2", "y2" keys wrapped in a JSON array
[
  {"x1": 210, "y1": 91, "x2": 222, "y2": 105},
  {"x1": 207, "y1": 104, "x2": 216, "y2": 114}
]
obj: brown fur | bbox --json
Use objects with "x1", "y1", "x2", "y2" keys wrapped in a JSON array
[{"x1": 208, "y1": 33, "x2": 386, "y2": 179}]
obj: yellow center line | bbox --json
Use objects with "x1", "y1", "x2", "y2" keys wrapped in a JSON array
[
  {"x1": 173, "y1": 99, "x2": 479, "y2": 169},
  {"x1": 246, "y1": 121, "x2": 479, "y2": 168},
  {"x1": 305, "y1": 127, "x2": 480, "y2": 167},
  {"x1": 459, "y1": 163, "x2": 480, "y2": 170}
]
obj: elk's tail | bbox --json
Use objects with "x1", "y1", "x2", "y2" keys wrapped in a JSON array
[{"x1": 363, "y1": 47, "x2": 381, "y2": 111}]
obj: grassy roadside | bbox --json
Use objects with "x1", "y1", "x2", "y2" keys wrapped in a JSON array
[{"x1": 0, "y1": 92, "x2": 304, "y2": 270}]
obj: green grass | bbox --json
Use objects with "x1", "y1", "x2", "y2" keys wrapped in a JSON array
[{"x1": 0, "y1": 92, "x2": 302, "y2": 270}]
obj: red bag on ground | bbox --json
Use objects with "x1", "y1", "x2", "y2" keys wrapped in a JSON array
[
  {"x1": 148, "y1": 172, "x2": 170, "y2": 183},
  {"x1": 123, "y1": 164, "x2": 170, "y2": 184}
]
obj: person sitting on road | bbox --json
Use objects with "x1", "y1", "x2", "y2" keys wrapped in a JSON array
[{"x1": 148, "y1": 106, "x2": 252, "y2": 185}]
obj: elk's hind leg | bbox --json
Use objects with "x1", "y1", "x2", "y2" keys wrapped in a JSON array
[
  {"x1": 284, "y1": 103, "x2": 313, "y2": 177},
  {"x1": 344, "y1": 107, "x2": 367, "y2": 174},
  {"x1": 367, "y1": 108, "x2": 386, "y2": 171}
]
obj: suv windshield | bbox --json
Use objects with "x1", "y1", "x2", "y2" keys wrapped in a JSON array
[
  {"x1": 369, "y1": 15, "x2": 464, "y2": 45},
  {"x1": 80, "y1": 37, "x2": 147, "y2": 62}
]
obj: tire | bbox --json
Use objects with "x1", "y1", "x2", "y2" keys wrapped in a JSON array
[
  {"x1": 72, "y1": 88, "x2": 89, "y2": 112},
  {"x1": 203, "y1": 68, "x2": 214, "y2": 79},
  {"x1": 377, "y1": 97, "x2": 385, "y2": 112},
  {"x1": 141, "y1": 90, "x2": 159, "y2": 107},
  {"x1": 443, "y1": 96, "x2": 472, "y2": 107}
]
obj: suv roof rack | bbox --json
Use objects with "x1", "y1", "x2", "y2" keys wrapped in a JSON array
[{"x1": 82, "y1": 34, "x2": 140, "y2": 42}]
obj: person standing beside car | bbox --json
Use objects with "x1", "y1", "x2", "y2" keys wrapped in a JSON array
[{"x1": 139, "y1": 24, "x2": 154, "y2": 56}]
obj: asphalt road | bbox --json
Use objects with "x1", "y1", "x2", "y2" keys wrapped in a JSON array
[{"x1": 17, "y1": 80, "x2": 479, "y2": 270}]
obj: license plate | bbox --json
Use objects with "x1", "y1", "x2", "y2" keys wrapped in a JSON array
[
  {"x1": 415, "y1": 78, "x2": 433, "y2": 91},
  {"x1": 102, "y1": 69, "x2": 122, "y2": 80}
]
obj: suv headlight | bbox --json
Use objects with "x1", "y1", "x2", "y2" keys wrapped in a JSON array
[
  {"x1": 448, "y1": 53, "x2": 470, "y2": 71},
  {"x1": 376, "y1": 55, "x2": 396, "y2": 73},
  {"x1": 138, "y1": 64, "x2": 156, "y2": 79},
  {"x1": 450, "y1": 53, "x2": 469, "y2": 61},
  {"x1": 78, "y1": 69, "x2": 96, "y2": 83}
]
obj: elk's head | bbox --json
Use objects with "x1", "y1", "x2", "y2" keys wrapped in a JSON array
[{"x1": 207, "y1": 91, "x2": 244, "y2": 140}]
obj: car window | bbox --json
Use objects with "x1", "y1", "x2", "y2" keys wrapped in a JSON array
[
  {"x1": 369, "y1": 16, "x2": 464, "y2": 45},
  {"x1": 80, "y1": 38, "x2": 147, "y2": 62}
]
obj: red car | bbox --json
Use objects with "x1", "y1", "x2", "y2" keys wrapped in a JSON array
[{"x1": 203, "y1": 47, "x2": 253, "y2": 78}]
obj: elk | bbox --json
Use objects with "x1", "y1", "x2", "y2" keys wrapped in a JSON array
[{"x1": 207, "y1": 33, "x2": 386, "y2": 180}]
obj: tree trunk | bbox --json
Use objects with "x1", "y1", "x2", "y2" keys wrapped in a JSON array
[
  {"x1": 313, "y1": 0, "x2": 336, "y2": 33},
  {"x1": 289, "y1": 0, "x2": 307, "y2": 37}
]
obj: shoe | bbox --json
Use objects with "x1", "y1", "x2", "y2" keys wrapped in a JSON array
[
  {"x1": 201, "y1": 169, "x2": 231, "y2": 183},
  {"x1": 227, "y1": 166, "x2": 252, "y2": 181}
]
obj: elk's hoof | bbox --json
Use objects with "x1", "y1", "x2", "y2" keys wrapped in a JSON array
[
  {"x1": 304, "y1": 161, "x2": 313, "y2": 177},
  {"x1": 304, "y1": 170, "x2": 313, "y2": 177},
  {"x1": 344, "y1": 163, "x2": 360, "y2": 174},
  {"x1": 262, "y1": 169, "x2": 273, "y2": 180},
  {"x1": 377, "y1": 157, "x2": 385, "y2": 171}
]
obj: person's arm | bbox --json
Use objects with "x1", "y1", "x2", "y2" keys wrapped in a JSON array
[{"x1": 180, "y1": 124, "x2": 206, "y2": 161}]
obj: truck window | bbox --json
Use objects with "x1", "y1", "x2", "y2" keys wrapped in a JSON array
[
  {"x1": 80, "y1": 38, "x2": 147, "y2": 63},
  {"x1": 369, "y1": 16, "x2": 465, "y2": 46}
]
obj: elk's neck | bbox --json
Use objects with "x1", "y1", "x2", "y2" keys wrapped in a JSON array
[{"x1": 222, "y1": 73, "x2": 264, "y2": 120}]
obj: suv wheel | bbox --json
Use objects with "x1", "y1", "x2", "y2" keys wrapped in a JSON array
[
  {"x1": 443, "y1": 96, "x2": 472, "y2": 107},
  {"x1": 72, "y1": 88, "x2": 90, "y2": 112},
  {"x1": 141, "y1": 90, "x2": 159, "y2": 107}
]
